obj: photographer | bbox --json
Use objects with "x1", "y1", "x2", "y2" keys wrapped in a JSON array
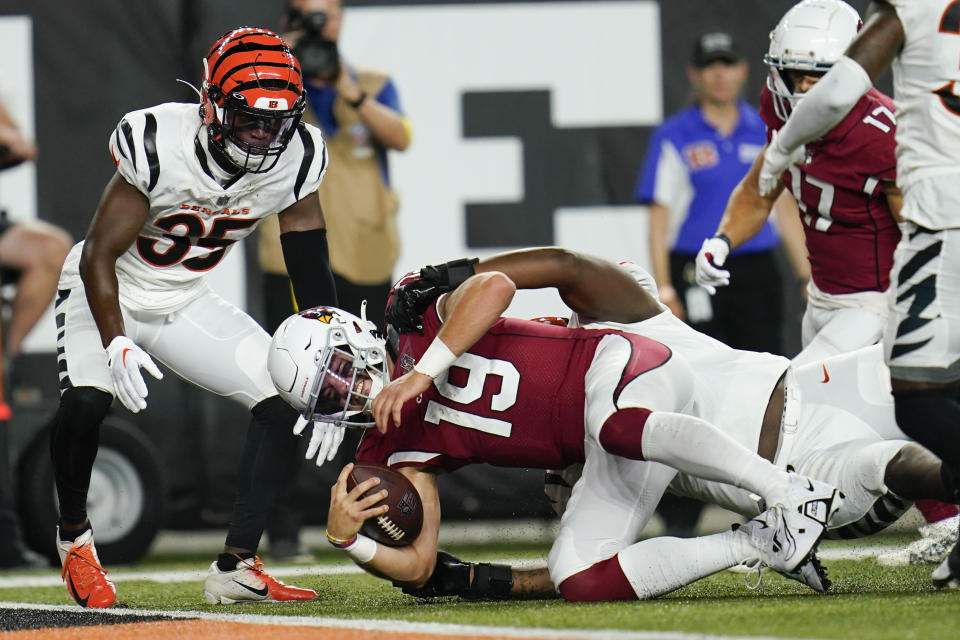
[
  {"x1": 258, "y1": 0, "x2": 411, "y2": 561},
  {"x1": 260, "y1": 0, "x2": 411, "y2": 333}
]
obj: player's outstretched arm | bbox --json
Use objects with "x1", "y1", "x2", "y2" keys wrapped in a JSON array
[
  {"x1": 716, "y1": 147, "x2": 785, "y2": 247},
  {"x1": 698, "y1": 149, "x2": 789, "y2": 292},
  {"x1": 475, "y1": 248, "x2": 661, "y2": 324},
  {"x1": 759, "y1": 3, "x2": 904, "y2": 195},
  {"x1": 327, "y1": 464, "x2": 441, "y2": 586}
]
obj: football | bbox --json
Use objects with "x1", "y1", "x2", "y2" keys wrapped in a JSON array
[{"x1": 347, "y1": 462, "x2": 423, "y2": 547}]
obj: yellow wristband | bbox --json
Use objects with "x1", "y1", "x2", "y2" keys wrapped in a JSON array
[{"x1": 325, "y1": 530, "x2": 357, "y2": 548}]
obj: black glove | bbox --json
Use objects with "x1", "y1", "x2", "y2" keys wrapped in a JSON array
[
  {"x1": 385, "y1": 258, "x2": 478, "y2": 334},
  {"x1": 397, "y1": 550, "x2": 514, "y2": 600}
]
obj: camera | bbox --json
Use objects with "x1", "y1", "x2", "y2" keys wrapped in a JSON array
[{"x1": 287, "y1": 8, "x2": 339, "y2": 81}]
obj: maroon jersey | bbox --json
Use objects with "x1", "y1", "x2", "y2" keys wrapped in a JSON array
[
  {"x1": 760, "y1": 85, "x2": 900, "y2": 295},
  {"x1": 356, "y1": 301, "x2": 672, "y2": 471}
]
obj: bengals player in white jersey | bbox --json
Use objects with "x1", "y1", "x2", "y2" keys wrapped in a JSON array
[
  {"x1": 756, "y1": 0, "x2": 960, "y2": 589},
  {"x1": 51, "y1": 28, "x2": 336, "y2": 607}
]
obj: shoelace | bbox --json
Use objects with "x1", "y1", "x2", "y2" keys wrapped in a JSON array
[
  {"x1": 61, "y1": 545, "x2": 108, "y2": 586},
  {"x1": 742, "y1": 561, "x2": 765, "y2": 590},
  {"x1": 235, "y1": 555, "x2": 287, "y2": 589}
]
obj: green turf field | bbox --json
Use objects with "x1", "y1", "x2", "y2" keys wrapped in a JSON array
[{"x1": 1, "y1": 537, "x2": 957, "y2": 639}]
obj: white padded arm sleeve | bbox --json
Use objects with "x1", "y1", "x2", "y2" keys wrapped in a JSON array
[{"x1": 776, "y1": 56, "x2": 873, "y2": 151}]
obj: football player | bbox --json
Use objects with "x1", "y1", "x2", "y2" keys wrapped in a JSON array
[
  {"x1": 373, "y1": 249, "x2": 953, "y2": 599},
  {"x1": 695, "y1": 0, "x2": 958, "y2": 560},
  {"x1": 753, "y1": 0, "x2": 960, "y2": 589},
  {"x1": 51, "y1": 28, "x2": 336, "y2": 607},
  {"x1": 696, "y1": 0, "x2": 901, "y2": 368},
  {"x1": 272, "y1": 250, "x2": 847, "y2": 601}
]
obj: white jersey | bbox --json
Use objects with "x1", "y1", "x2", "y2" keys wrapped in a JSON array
[
  {"x1": 575, "y1": 311, "x2": 788, "y2": 453},
  {"x1": 888, "y1": 0, "x2": 960, "y2": 227},
  {"x1": 59, "y1": 102, "x2": 328, "y2": 312}
]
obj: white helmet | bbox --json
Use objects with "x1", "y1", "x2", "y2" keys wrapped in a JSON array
[
  {"x1": 764, "y1": 0, "x2": 861, "y2": 121},
  {"x1": 268, "y1": 306, "x2": 388, "y2": 428}
]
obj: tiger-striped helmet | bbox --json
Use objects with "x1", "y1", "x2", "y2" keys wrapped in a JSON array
[{"x1": 201, "y1": 27, "x2": 306, "y2": 173}]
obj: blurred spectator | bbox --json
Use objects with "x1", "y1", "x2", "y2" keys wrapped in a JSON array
[
  {"x1": 634, "y1": 32, "x2": 803, "y2": 537},
  {"x1": 258, "y1": 0, "x2": 411, "y2": 561},
  {"x1": 0, "y1": 97, "x2": 70, "y2": 570},
  {"x1": 0, "y1": 100, "x2": 72, "y2": 357}
]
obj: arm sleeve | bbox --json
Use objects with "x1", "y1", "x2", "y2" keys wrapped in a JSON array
[
  {"x1": 280, "y1": 227, "x2": 338, "y2": 309},
  {"x1": 775, "y1": 56, "x2": 873, "y2": 151}
]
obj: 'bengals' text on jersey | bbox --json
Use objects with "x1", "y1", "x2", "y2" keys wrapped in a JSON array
[{"x1": 59, "y1": 102, "x2": 328, "y2": 313}]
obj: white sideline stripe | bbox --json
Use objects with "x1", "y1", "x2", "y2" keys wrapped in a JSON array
[
  {"x1": 0, "y1": 601, "x2": 821, "y2": 640},
  {"x1": 0, "y1": 548, "x2": 901, "y2": 589},
  {"x1": 0, "y1": 557, "x2": 547, "y2": 589},
  {"x1": 0, "y1": 545, "x2": 910, "y2": 590}
]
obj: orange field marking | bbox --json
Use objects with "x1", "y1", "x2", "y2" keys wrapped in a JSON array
[{"x1": 3, "y1": 619, "x2": 533, "y2": 640}]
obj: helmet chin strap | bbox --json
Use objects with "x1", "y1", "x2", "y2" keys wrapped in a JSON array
[{"x1": 363, "y1": 374, "x2": 385, "y2": 413}]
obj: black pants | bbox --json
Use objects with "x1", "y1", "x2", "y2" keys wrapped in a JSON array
[{"x1": 670, "y1": 249, "x2": 784, "y2": 355}]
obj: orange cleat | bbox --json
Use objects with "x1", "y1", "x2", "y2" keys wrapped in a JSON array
[
  {"x1": 57, "y1": 528, "x2": 116, "y2": 608},
  {"x1": 204, "y1": 555, "x2": 317, "y2": 604}
]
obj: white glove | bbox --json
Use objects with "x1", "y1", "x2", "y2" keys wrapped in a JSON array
[
  {"x1": 695, "y1": 236, "x2": 732, "y2": 294},
  {"x1": 294, "y1": 415, "x2": 345, "y2": 467},
  {"x1": 758, "y1": 129, "x2": 806, "y2": 197},
  {"x1": 105, "y1": 336, "x2": 163, "y2": 413}
]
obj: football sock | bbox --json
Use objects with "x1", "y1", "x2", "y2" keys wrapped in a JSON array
[
  {"x1": 50, "y1": 387, "x2": 113, "y2": 525},
  {"x1": 224, "y1": 396, "x2": 301, "y2": 551},
  {"x1": 217, "y1": 552, "x2": 256, "y2": 572},
  {"x1": 616, "y1": 529, "x2": 748, "y2": 600},
  {"x1": 57, "y1": 521, "x2": 91, "y2": 544},
  {"x1": 638, "y1": 411, "x2": 789, "y2": 500},
  {"x1": 893, "y1": 387, "x2": 960, "y2": 502},
  {"x1": 916, "y1": 499, "x2": 959, "y2": 524}
]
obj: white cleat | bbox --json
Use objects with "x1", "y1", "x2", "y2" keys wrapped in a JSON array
[
  {"x1": 931, "y1": 542, "x2": 960, "y2": 590},
  {"x1": 777, "y1": 553, "x2": 831, "y2": 593},
  {"x1": 765, "y1": 469, "x2": 843, "y2": 528},
  {"x1": 738, "y1": 505, "x2": 825, "y2": 575},
  {"x1": 203, "y1": 556, "x2": 317, "y2": 604}
]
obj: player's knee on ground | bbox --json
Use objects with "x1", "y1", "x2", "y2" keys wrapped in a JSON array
[
  {"x1": 558, "y1": 556, "x2": 637, "y2": 602},
  {"x1": 884, "y1": 442, "x2": 953, "y2": 502},
  {"x1": 598, "y1": 407, "x2": 652, "y2": 460}
]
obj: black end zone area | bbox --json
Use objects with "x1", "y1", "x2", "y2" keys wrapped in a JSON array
[{"x1": 0, "y1": 606, "x2": 178, "y2": 631}]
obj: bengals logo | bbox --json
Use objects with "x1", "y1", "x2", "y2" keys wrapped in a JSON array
[
  {"x1": 683, "y1": 142, "x2": 719, "y2": 171},
  {"x1": 268, "y1": 99, "x2": 279, "y2": 109}
]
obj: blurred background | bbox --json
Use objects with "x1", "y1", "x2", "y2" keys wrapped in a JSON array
[{"x1": 0, "y1": 0, "x2": 891, "y2": 563}]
